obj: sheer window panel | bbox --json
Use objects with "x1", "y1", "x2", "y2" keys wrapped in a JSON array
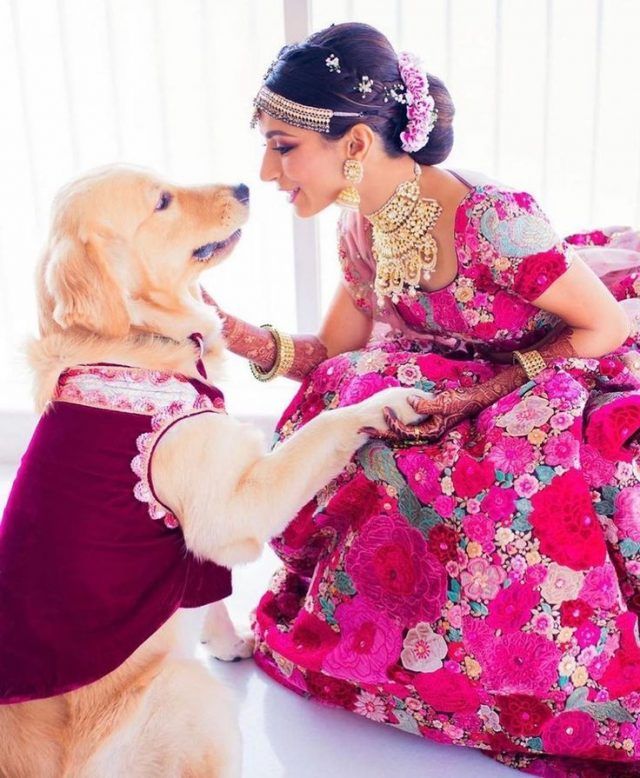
[
  {"x1": 590, "y1": 0, "x2": 640, "y2": 228},
  {"x1": 0, "y1": 0, "x2": 298, "y2": 415}
]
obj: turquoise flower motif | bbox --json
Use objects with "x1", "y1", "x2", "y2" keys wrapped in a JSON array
[{"x1": 480, "y1": 207, "x2": 558, "y2": 257}]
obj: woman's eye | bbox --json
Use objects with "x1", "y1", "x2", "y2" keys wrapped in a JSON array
[
  {"x1": 274, "y1": 145, "x2": 294, "y2": 155},
  {"x1": 155, "y1": 191, "x2": 173, "y2": 211}
]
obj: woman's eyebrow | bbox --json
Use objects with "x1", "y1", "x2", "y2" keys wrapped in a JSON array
[{"x1": 265, "y1": 130, "x2": 297, "y2": 139}]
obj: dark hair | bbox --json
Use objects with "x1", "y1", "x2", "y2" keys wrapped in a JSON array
[{"x1": 264, "y1": 22, "x2": 454, "y2": 165}]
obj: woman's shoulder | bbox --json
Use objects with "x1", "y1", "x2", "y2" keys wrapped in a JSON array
[
  {"x1": 454, "y1": 177, "x2": 573, "y2": 301},
  {"x1": 457, "y1": 180, "x2": 560, "y2": 259}
]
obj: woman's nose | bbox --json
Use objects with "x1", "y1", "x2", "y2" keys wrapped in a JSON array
[{"x1": 260, "y1": 152, "x2": 279, "y2": 183}]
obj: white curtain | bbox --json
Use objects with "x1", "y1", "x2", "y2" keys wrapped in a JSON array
[
  {"x1": 1, "y1": 0, "x2": 639, "y2": 417},
  {"x1": 0, "y1": 0, "x2": 297, "y2": 415}
]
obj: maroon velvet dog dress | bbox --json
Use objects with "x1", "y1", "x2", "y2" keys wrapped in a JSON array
[{"x1": 0, "y1": 363, "x2": 232, "y2": 703}]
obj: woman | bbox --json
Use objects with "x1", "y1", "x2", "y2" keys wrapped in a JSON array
[{"x1": 215, "y1": 22, "x2": 640, "y2": 776}]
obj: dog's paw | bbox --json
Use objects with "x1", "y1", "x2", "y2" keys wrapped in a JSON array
[
  {"x1": 202, "y1": 630, "x2": 255, "y2": 662},
  {"x1": 357, "y1": 387, "x2": 431, "y2": 432}
]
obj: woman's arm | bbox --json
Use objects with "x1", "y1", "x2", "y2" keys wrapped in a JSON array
[
  {"x1": 384, "y1": 255, "x2": 631, "y2": 440},
  {"x1": 212, "y1": 282, "x2": 373, "y2": 382},
  {"x1": 530, "y1": 253, "x2": 630, "y2": 356}
]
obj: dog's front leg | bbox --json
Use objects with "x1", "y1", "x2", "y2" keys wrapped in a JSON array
[
  {"x1": 152, "y1": 387, "x2": 426, "y2": 567},
  {"x1": 200, "y1": 601, "x2": 254, "y2": 662}
]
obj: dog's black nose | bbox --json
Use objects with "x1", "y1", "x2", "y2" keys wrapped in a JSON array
[{"x1": 233, "y1": 184, "x2": 250, "y2": 204}]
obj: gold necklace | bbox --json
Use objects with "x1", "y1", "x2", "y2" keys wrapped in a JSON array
[{"x1": 366, "y1": 162, "x2": 442, "y2": 306}]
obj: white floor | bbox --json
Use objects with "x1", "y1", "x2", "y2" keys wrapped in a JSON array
[{"x1": 0, "y1": 463, "x2": 511, "y2": 777}]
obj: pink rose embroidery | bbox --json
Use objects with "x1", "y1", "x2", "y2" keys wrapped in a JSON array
[
  {"x1": 579, "y1": 564, "x2": 620, "y2": 610},
  {"x1": 322, "y1": 597, "x2": 402, "y2": 684},
  {"x1": 397, "y1": 451, "x2": 442, "y2": 504},
  {"x1": 486, "y1": 581, "x2": 540, "y2": 632},
  {"x1": 414, "y1": 668, "x2": 481, "y2": 713},
  {"x1": 543, "y1": 431, "x2": 579, "y2": 468},
  {"x1": 267, "y1": 609, "x2": 340, "y2": 672},
  {"x1": 480, "y1": 486, "x2": 517, "y2": 521},
  {"x1": 541, "y1": 711, "x2": 598, "y2": 756},
  {"x1": 312, "y1": 355, "x2": 351, "y2": 393},
  {"x1": 487, "y1": 436, "x2": 536, "y2": 473},
  {"x1": 513, "y1": 247, "x2": 569, "y2": 301},
  {"x1": 451, "y1": 453, "x2": 495, "y2": 498},
  {"x1": 615, "y1": 488, "x2": 640, "y2": 541},
  {"x1": 481, "y1": 632, "x2": 561, "y2": 696},
  {"x1": 346, "y1": 514, "x2": 447, "y2": 625},
  {"x1": 462, "y1": 515, "x2": 494, "y2": 549},
  {"x1": 529, "y1": 470, "x2": 606, "y2": 570}
]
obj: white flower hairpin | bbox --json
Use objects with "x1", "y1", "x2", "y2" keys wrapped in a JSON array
[{"x1": 325, "y1": 54, "x2": 341, "y2": 73}]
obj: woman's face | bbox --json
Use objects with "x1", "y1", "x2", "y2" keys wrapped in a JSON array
[{"x1": 258, "y1": 114, "x2": 347, "y2": 218}]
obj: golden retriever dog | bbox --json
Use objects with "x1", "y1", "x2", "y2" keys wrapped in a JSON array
[{"x1": 0, "y1": 166, "x2": 425, "y2": 777}]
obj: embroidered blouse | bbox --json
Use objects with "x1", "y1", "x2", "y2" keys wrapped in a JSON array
[
  {"x1": 338, "y1": 184, "x2": 576, "y2": 353},
  {"x1": 0, "y1": 364, "x2": 231, "y2": 704}
]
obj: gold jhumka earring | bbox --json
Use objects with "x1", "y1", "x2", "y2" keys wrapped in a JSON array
[{"x1": 335, "y1": 159, "x2": 363, "y2": 210}]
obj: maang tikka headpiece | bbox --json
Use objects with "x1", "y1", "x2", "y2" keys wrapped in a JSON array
[
  {"x1": 250, "y1": 49, "x2": 438, "y2": 153},
  {"x1": 250, "y1": 51, "x2": 371, "y2": 133},
  {"x1": 250, "y1": 86, "x2": 366, "y2": 133}
]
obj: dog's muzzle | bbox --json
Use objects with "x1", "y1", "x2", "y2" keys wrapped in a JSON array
[
  {"x1": 233, "y1": 184, "x2": 250, "y2": 204},
  {"x1": 192, "y1": 229, "x2": 242, "y2": 262}
]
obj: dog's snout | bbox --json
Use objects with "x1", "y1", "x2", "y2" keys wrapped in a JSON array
[{"x1": 233, "y1": 184, "x2": 250, "y2": 205}]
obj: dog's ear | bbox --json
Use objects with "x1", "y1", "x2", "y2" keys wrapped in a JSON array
[{"x1": 45, "y1": 232, "x2": 130, "y2": 338}]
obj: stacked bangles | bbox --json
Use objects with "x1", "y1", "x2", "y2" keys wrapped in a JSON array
[{"x1": 250, "y1": 324, "x2": 295, "y2": 381}]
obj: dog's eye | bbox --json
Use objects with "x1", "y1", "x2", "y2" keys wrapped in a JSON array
[{"x1": 155, "y1": 191, "x2": 173, "y2": 211}]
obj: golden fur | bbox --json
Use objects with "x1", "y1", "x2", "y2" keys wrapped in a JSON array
[{"x1": 0, "y1": 165, "x2": 424, "y2": 777}]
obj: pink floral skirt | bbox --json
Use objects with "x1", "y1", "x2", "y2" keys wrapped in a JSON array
[{"x1": 254, "y1": 254, "x2": 640, "y2": 777}]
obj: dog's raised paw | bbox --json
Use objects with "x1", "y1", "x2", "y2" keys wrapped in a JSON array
[{"x1": 202, "y1": 631, "x2": 255, "y2": 662}]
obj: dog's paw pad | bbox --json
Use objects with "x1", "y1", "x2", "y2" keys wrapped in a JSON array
[{"x1": 202, "y1": 631, "x2": 255, "y2": 662}]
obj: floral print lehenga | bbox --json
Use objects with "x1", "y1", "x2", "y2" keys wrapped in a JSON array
[{"x1": 253, "y1": 181, "x2": 640, "y2": 776}]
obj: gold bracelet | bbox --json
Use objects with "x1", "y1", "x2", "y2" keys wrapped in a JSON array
[
  {"x1": 277, "y1": 330, "x2": 295, "y2": 377},
  {"x1": 249, "y1": 325, "x2": 282, "y2": 382},
  {"x1": 513, "y1": 349, "x2": 547, "y2": 380}
]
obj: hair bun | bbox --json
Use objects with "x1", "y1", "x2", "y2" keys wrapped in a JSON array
[{"x1": 263, "y1": 22, "x2": 455, "y2": 165}]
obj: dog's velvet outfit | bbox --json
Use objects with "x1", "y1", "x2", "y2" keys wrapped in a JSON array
[{"x1": 0, "y1": 362, "x2": 231, "y2": 703}]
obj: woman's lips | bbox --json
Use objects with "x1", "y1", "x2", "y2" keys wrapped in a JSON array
[{"x1": 288, "y1": 187, "x2": 300, "y2": 203}]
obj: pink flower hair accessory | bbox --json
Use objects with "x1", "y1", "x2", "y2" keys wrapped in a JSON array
[{"x1": 397, "y1": 51, "x2": 438, "y2": 153}]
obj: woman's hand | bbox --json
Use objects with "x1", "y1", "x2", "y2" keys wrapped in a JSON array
[
  {"x1": 199, "y1": 285, "x2": 328, "y2": 381},
  {"x1": 379, "y1": 388, "x2": 487, "y2": 442}
]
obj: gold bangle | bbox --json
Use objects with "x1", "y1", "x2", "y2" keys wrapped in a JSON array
[
  {"x1": 249, "y1": 324, "x2": 282, "y2": 382},
  {"x1": 513, "y1": 349, "x2": 547, "y2": 380},
  {"x1": 277, "y1": 330, "x2": 295, "y2": 377}
]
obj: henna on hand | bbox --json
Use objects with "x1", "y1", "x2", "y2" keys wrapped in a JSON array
[
  {"x1": 214, "y1": 310, "x2": 328, "y2": 382},
  {"x1": 289, "y1": 337, "x2": 328, "y2": 381},
  {"x1": 200, "y1": 286, "x2": 330, "y2": 380},
  {"x1": 221, "y1": 313, "x2": 279, "y2": 370},
  {"x1": 376, "y1": 328, "x2": 578, "y2": 442}
]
